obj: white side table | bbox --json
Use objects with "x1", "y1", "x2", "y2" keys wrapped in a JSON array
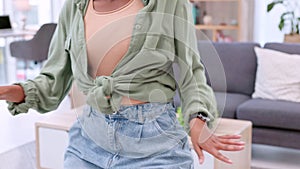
[
  {"x1": 35, "y1": 107, "x2": 83, "y2": 169},
  {"x1": 36, "y1": 112, "x2": 252, "y2": 169},
  {"x1": 191, "y1": 118, "x2": 253, "y2": 169}
]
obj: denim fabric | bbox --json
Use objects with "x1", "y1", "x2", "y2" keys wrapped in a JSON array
[{"x1": 64, "y1": 102, "x2": 194, "y2": 168}]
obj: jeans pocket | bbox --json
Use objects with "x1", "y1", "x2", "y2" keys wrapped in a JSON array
[
  {"x1": 152, "y1": 112, "x2": 186, "y2": 146},
  {"x1": 115, "y1": 111, "x2": 187, "y2": 158}
]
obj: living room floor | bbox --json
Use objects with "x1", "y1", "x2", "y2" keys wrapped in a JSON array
[
  {"x1": 251, "y1": 144, "x2": 300, "y2": 169},
  {"x1": 0, "y1": 98, "x2": 300, "y2": 169},
  {"x1": 0, "y1": 97, "x2": 72, "y2": 154}
]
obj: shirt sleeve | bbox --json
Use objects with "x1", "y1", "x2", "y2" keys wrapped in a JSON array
[
  {"x1": 173, "y1": 0, "x2": 219, "y2": 132},
  {"x1": 7, "y1": 1, "x2": 73, "y2": 115}
]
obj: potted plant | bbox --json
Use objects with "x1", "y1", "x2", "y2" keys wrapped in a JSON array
[{"x1": 267, "y1": 0, "x2": 300, "y2": 43}]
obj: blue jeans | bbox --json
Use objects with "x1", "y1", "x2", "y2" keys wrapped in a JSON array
[{"x1": 64, "y1": 102, "x2": 194, "y2": 169}]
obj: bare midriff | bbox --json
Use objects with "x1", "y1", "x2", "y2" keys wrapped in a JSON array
[{"x1": 85, "y1": 0, "x2": 146, "y2": 105}]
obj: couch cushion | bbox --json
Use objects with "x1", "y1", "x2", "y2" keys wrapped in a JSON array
[
  {"x1": 252, "y1": 127, "x2": 300, "y2": 149},
  {"x1": 173, "y1": 90, "x2": 250, "y2": 119},
  {"x1": 215, "y1": 92, "x2": 250, "y2": 118},
  {"x1": 264, "y1": 43, "x2": 300, "y2": 55},
  {"x1": 237, "y1": 99, "x2": 300, "y2": 131},
  {"x1": 198, "y1": 42, "x2": 260, "y2": 96},
  {"x1": 252, "y1": 47, "x2": 300, "y2": 103},
  {"x1": 197, "y1": 41, "x2": 227, "y2": 92}
]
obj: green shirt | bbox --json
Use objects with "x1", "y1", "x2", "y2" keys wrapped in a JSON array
[{"x1": 8, "y1": 0, "x2": 218, "y2": 131}]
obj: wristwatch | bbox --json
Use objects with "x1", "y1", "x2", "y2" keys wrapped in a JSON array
[{"x1": 189, "y1": 112, "x2": 210, "y2": 122}]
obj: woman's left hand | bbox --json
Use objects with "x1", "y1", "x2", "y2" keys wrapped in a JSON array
[{"x1": 189, "y1": 118, "x2": 245, "y2": 164}]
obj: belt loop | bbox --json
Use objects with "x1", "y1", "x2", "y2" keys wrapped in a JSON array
[
  {"x1": 84, "y1": 105, "x2": 92, "y2": 117},
  {"x1": 138, "y1": 106, "x2": 144, "y2": 123}
]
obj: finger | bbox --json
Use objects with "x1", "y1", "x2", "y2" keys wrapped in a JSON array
[
  {"x1": 193, "y1": 144, "x2": 205, "y2": 164},
  {"x1": 218, "y1": 138, "x2": 245, "y2": 146},
  {"x1": 218, "y1": 135, "x2": 242, "y2": 139},
  {"x1": 217, "y1": 143, "x2": 245, "y2": 151},
  {"x1": 213, "y1": 150, "x2": 233, "y2": 164}
]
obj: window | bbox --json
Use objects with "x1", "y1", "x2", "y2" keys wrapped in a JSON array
[
  {"x1": 0, "y1": 0, "x2": 65, "y2": 29},
  {"x1": 0, "y1": 1, "x2": 3, "y2": 15}
]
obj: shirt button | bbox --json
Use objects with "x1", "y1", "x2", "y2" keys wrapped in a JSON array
[
  {"x1": 135, "y1": 24, "x2": 142, "y2": 30},
  {"x1": 76, "y1": 3, "x2": 82, "y2": 10}
]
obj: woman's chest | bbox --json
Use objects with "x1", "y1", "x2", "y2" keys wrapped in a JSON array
[{"x1": 93, "y1": 0, "x2": 133, "y2": 13}]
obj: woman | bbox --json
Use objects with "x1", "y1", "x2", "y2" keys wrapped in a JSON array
[{"x1": 0, "y1": 0, "x2": 245, "y2": 168}]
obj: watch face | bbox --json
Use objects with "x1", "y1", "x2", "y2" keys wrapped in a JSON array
[
  {"x1": 189, "y1": 112, "x2": 210, "y2": 122},
  {"x1": 197, "y1": 112, "x2": 210, "y2": 122},
  {"x1": 199, "y1": 112, "x2": 208, "y2": 117}
]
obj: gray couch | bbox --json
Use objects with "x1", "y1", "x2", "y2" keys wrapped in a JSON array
[{"x1": 175, "y1": 42, "x2": 300, "y2": 149}]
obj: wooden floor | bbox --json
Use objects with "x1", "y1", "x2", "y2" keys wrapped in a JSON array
[
  {"x1": 1, "y1": 142, "x2": 300, "y2": 169},
  {"x1": 0, "y1": 142, "x2": 36, "y2": 169},
  {"x1": 0, "y1": 101, "x2": 44, "y2": 154},
  {"x1": 251, "y1": 144, "x2": 300, "y2": 169},
  {"x1": 0, "y1": 98, "x2": 71, "y2": 169}
]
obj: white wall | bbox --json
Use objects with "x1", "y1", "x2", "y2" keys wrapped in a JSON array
[
  {"x1": 253, "y1": 0, "x2": 285, "y2": 45},
  {"x1": 37, "y1": 0, "x2": 65, "y2": 24},
  {"x1": 36, "y1": 0, "x2": 52, "y2": 25},
  {"x1": 51, "y1": 0, "x2": 65, "y2": 22},
  {"x1": 2, "y1": 0, "x2": 13, "y2": 15}
]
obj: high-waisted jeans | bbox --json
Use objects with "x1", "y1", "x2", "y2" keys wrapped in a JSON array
[{"x1": 64, "y1": 102, "x2": 194, "y2": 169}]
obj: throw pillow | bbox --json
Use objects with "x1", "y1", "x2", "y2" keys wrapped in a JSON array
[{"x1": 252, "y1": 47, "x2": 300, "y2": 102}]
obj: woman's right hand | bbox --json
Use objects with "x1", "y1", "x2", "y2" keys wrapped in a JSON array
[
  {"x1": 190, "y1": 118, "x2": 245, "y2": 164},
  {"x1": 0, "y1": 85, "x2": 25, "y2": 103}
]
